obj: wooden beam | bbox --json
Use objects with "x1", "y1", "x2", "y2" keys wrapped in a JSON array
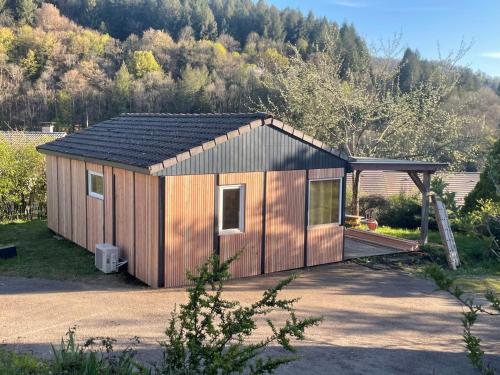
[
  {"x1": 420, "y1": 172, "x2": 431, "y2": 245},
  {"x1": 408, "y1": 172, "x2": 426, "y2": 194}
]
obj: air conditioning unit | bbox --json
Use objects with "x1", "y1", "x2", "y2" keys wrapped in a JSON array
[{"x1": 95, "y1": 243, "x2": 119, "y2": 273}]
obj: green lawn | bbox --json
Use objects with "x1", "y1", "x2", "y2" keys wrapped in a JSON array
[
  {"x1": 375, "y1": 225, "x2": 500, "y2": 293},
  {"x1": 0, "y1": 220, "x2": 139, "y2": 285}
]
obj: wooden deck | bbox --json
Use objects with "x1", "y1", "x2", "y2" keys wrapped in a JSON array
[{"x1": 344, "y1": 229, "x2": 420, "y2": 260}]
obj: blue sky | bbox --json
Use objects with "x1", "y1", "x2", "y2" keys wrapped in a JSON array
[{"x1": 268, "y1": 0, "x2": 500, "y2": 78}]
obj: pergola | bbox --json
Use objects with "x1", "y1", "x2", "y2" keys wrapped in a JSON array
[{"x1": 348, "y1": 157, "x2": 448, "y2": 245}]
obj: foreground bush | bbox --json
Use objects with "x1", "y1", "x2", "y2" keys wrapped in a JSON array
[{"x1": 1, "y1": 254, "x2": 321, "y2": 375}]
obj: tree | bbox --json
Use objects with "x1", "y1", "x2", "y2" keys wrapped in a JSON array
[
  {"x1": 112, "y1": 63, "x2": 131, "y2": 113},
  {"x1": 156, "y1": 254, "x2": 322, "y2": 374},
  {"x1": 258, "y1": 39, "x2": 481, "y2": 215},
  {"x1": 398, "y1": 48, "x2": 422, "y2": 93},
  {"x1": 131, "y1": 50, "x2": 162, "y2": 78},
  {"x1": 463, "y1": 139, "x2": 500, "y2": 213},
  {"x1": 496, "y1": 82, "x2": 500, "y2": 97},
  {"x1": 16, "y1": 0, "x2": 37, "y2": 25},
  {"x1": 20, "y1": 48, "x2": 38, "y2": 77}
]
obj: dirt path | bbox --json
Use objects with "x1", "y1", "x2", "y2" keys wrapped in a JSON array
[{"x1": 1, "y1": 263, "x2": 498, "y2": 374}]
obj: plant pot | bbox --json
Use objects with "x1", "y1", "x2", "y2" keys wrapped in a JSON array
[{"x1": 366, "y1": 219, "x2": 378, "y2": 231}]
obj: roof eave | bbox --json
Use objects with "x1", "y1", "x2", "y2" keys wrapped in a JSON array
[
  {"x1": 348, "y1": 160, "x2": 448, "y2": 172},
  {"x1": 37, "y1": 147, "x2": 151, "y2": 174}
]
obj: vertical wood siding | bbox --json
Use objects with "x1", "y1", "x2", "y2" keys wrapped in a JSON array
[
  {"x1": 114, "y1": 168, "x2": 135, "y2": 272},
  {"x1": 104, "y1": 166, "x2": 114, "y2": 244},
  {"x1": 86, "y1": 163, "x2": 104, "y2": 253},
  {"x1": 307, "y1": 225, "x2": 344, "y2": 266},
  {"x1": 219, "y1": 172, "x2": 263, "y2": 279},
  {"x1": 164, "y1": 174, "x2": 215, "y2": 287},
  {"x1": 71, "y1": 160, "x2": 87, "y2": 248},
  {"x1": 309, "y1": 168, "x2": 344, "y2": 179},
  {"x1": 46, "y1": 155, "x2": 59, "y2": 232},
  {"x1": 57, "y1": 157, "x2": 72, "y2": 239},
  {"x1": 307, "y1": 168, "x2": 345, "y2": 266},
  {"x1": 134, "y1": 173, "x2": 159, "y2": 287},
  {"x1": 265, "y1": 170, "x2": 306, "y2": 273}
]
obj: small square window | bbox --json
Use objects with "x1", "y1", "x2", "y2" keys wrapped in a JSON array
[
  {"x1": 308, "y1": 178, "x2": 341, "y2": 226},
  {"x1": 88, "y1": 170, "x2": 103, "y2": 200},
  {"x1": 219, "y1": 185, "x2": 245, "y2": 234}
]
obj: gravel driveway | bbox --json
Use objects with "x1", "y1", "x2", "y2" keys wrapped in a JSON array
[{"x1": 1, "y1": 263, "x2": 498, "y2": 374}]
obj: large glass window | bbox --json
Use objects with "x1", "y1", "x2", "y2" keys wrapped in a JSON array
[
  {"x1": 88, "y1": 170, "x2": 104, "y2": 200},
  {"x1": 219, "y1": 185, "x2": 245, "y2": 234},
  {"x1": 308, "y1": 179, "x2": 341, "y2": 226}
]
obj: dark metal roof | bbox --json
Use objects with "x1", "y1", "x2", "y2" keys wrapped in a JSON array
[
  {"x1": 36, "y1": 113, "x2": 349, "y2": 174},
  {"x1": 349, "y1": 157, "x2": 448, "y2": 172},
  {"x1": 1, "y1": 131, "x2": 66, "y2": 146}
]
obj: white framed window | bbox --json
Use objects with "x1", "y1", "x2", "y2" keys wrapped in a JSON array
[
  {"x1": 87, "y1": 170, "x2": 104, "y2": 200},
  {"x1": 218, "y1": 184, "x2": 245, "y2": 234},
  {"x1": 308, "y1": 178, "x2": 342, "y2": 227}
]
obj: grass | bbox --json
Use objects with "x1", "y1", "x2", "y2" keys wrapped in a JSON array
[
  {"x1": 0, "y1": 220, "x2": 140, "y2": 286},
  {"x1": 0, "y1": 347, "x2": 49, "y2": 375},
  {"x1": 373, "y1": 225, "x2": 500, "y2": 293}
]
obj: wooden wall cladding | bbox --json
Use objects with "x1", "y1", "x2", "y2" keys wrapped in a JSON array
[
  {"x1": 104, "y1": 166, "x2": 114, "y2": 244},
  {"x1": 57, "y1": 157, "x2": 72, "y2": 239},
  {"x1": 46, "y1": 155, "x2": 59, "y2": 232},
  {"x1": 71, "y1": 160, "x2": 87, "y2": 248},
  {"x1": 307, "y1": 225, "x2": 343, "y2": 266},
  {"x1": 164, "y1": 174, "x2": 215, "y2": 288},
  {"x1": 86, "y1": 163, "x2": 104, "y2": 253},
  {"x1": 114, "y1": 168, "x2": 135, "y2": 272},
  {"x1": 219, "y1": 172, "x2": 263, "y2": 279},
  {"x1": 309, "y1": 168, "x2": 344, "y2": 179},
  {"x1": 134, "y1": 173, "x2": 159, "y2": 287},
  {"x1": 265, "y1": 170, "x2": 306, "y2": 273}
]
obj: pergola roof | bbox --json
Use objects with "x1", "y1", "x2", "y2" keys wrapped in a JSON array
[{"x1": 349, "y1": 157, "x2": 447, "y2": 172}]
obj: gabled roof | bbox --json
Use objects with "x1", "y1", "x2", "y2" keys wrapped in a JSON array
[
  {"x1": 1, "y1": 131, "x2": 66, "y2": 146},
  {"x1": 37, "y1": 113, "x2": 348, "y2": 174}
]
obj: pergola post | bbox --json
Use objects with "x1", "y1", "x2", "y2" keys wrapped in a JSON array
[
  {"x1": 420, "y1": 172, "x2": 431, "y2": 245},
  {"x1": 408, "y1": 171, "x2": 432, "y2": 245}
]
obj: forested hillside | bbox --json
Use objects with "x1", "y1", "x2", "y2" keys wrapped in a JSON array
[{"x1": 0, "y1": 0, "x2": 498, "y2": 171}]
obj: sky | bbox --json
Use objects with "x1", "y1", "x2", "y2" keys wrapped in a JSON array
[{"x1": 268, "y1": 0, "x2": 500, "y2": 78}]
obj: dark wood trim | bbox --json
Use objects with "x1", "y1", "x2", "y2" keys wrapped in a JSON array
[
  {"x1": 84, "y1": 161, "x2": 88, "y2": 250},
  {"x1": 102, "y1": 166, "x2": 105, "y2": 244},
  {"x1": 213, "y1": 174, "x2": 220, "y2": 256},
  {"x1": 56, "y1": 156, "x2": 60, "y2": 233},
  {"x1": 260, "y1": 171, "x2": 267, "y2": 274},
  {"x1": 69, "y1": 157, "x2": 73, "y2": 240},
  {"x1": 112, "y1": 169, "x2": 116, "y2": 246},
  {"x1": 341, "y1": 169, "x2": 347, "y2": 260},
  {"x1": 132, "y1": 172, "x2": 136, "y2": 276},
  {"x1": 303, "y1": 169, "x2": 309, "y2": 267},
  {"x1": 158, "y1": 176, "x2": 165, "y2": 288}
]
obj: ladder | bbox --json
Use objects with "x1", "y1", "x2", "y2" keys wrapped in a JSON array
[{"x1": 431, "y1": 194, "x2": 460, "y2": 270}]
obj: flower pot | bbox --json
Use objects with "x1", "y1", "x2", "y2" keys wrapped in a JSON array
[{"x1": 366, "y1": 219, "x2": 378, "y2": 231}]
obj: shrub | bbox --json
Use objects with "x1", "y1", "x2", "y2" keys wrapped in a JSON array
[
  {"x1": 0, "y1": 254, "x2": 321, "y2": 375},
  {"x1": 0, "y1": 135, "x2": 47, "y2": 221},
  {"x1": 463, "y1": 139, "x2": 499, "y2": 213},
  {"x1": 156, "y1": 254, "x2": 322, "y2": 374}
]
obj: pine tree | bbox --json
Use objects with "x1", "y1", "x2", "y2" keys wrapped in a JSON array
[
  {"x1": 112, "y1": 63, "x2": 131, "y2": 113},
  {"x1": 16, "y1": 0, "x2": 37, "y2": 25},
  {"x1": 496, "y1": 82, "x2": 500, "y2": 97},
  {"x1": 398, "y1": 48, "x2": 422, "y2": 93}
]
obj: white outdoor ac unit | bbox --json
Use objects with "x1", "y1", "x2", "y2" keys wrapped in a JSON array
[{"x1": 95, "y1": 243, "x2": 119, "y2": 273}]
